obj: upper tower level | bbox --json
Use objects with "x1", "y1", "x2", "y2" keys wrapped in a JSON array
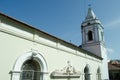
[
  {"x1": 81, "y1": 8, "x2": 105, "y2": 57},
  {"x1": 81, "y1": 8, "x2": 105, "y2": 46}
]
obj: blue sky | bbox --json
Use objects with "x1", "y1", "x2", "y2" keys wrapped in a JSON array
[{"x1": 0, "y1": 0, "x2": 120, "y2": 60}]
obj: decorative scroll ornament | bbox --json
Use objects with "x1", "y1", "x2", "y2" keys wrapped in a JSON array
[{"x1": 50, "y1": 61, "x2": 81, "y2": 79}]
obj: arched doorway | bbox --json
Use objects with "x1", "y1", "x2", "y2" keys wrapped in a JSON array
[
  {"x1": 21, "y1": 59, "x2": 41, "y2": 80},
  {"x1": 84, "y1": 65, "x2": 91, "y2": 80},
  {"x1": 11, "y1": 50, "x2": 48, "y2": 80}
]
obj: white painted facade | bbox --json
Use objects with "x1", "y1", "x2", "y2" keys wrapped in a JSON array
[{"x1": 0, "y1": 8, "x2": 108, "y2": 80}]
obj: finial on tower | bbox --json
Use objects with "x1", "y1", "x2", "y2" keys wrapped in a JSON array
[{"x1": 88, "y1": 4, "x2": 91, "y2": 8}]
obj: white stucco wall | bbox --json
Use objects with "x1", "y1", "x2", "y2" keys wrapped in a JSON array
[{"x1": 0, "y1": 15, "x2": 102, "y2": 80}]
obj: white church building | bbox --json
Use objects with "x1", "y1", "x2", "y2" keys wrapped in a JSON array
[{"x1": 0, "y1": 8, "x2": 109, "y2": 80}]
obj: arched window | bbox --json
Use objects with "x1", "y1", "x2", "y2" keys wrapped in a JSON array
[
  {"x1": 87, "y1": 31, "x2": 93, "y2": 41},
  {"x1": 21, "y1": 59, "x2": 41, "y2": 80},
  {"x1": 84, "y1": 65, "x2": 91, "y2": 80},
  {"x1": 97, "y1": 67, "x2": 101, "y2": 80}
]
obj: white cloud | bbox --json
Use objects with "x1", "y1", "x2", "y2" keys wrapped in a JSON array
[
  {"x1": 105, "y1": 18, "x2": 120, "y2": 28},
  {"x1": 106, "y1": 48, "x2": 115, "y2": 54}
]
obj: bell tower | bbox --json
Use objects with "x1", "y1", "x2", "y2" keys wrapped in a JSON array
[
  {"x1": 81, "y1": 7, "x2": 109, "y2": 80},
  {"x1": 81, "y1": 7, "x2": 105, "y2": 57}
]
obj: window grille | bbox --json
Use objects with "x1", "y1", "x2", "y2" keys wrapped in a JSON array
[{"x1": 20, "y1": 70, "x2": 42, "y2": 80}]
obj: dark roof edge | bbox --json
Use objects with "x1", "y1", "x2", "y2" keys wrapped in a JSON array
[{"x1": 0, "y1": 12, "x2": 102, "y2": 60}]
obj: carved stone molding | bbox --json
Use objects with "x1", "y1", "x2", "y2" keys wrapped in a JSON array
[{"x1": 50, "y1": 61, "x2": 81, "y2": 79}]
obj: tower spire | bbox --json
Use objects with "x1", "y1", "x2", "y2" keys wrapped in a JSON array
[{"x1": 85, "y1": 7, "x2": 97, "y2": 21}]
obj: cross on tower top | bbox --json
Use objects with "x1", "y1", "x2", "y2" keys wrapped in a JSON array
[{"x1": 88, "y1": 4, "x2": 91, "y2": 8}]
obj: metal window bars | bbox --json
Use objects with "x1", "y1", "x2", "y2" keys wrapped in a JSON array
[
  {"x1": 20, "y1": 70, "x2": 42, "y2": 80},
  {"x1": 96, "y1": 73, "x2": 101, "y2": 80}
]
